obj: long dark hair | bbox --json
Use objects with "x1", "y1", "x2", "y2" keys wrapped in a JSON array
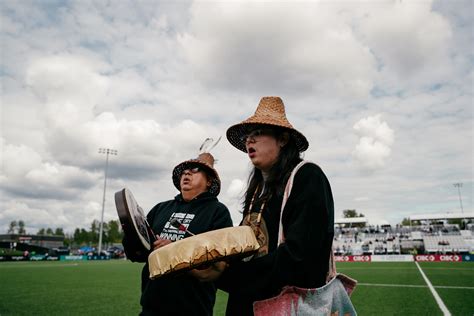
[{"x1": 243, "y1": 127, "x2": 302, "y2": 214}]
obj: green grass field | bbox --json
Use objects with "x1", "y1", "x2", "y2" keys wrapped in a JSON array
[{"x1": 0, "y1": 260, "x2": 473, "y2": 315}]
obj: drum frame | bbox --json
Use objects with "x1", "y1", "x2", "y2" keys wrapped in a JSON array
[{"x1": 115, "y1": 188, "x2": 156, "y2": 255}]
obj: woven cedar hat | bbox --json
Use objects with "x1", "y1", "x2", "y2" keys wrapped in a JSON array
[
  {"x1": 226, "y1": 96, "x2": 309, "y2": 153},
  {"x1": 172, "y1": 152, "x2": 221, "y2": 196}
]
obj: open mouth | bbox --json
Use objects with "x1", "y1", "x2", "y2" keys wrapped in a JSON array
[{"x1": 247, "y1": 147, "x2": 256, "y2": 158}]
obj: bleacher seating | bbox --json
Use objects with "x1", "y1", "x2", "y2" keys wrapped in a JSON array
[
  {"x1": 423, "y1": 235, "x2": 469, "y2": 253},
  {"x1": 333, "y1": 234, "x2": 401, "y2": 255},
  {"x1": 333, "y1": 223, "x2": 473, "y2": 255}
]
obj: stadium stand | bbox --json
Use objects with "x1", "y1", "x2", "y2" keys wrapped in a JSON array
[
  {"x1": 333, "y1": 211, "x2": 474, "y2": 255},
  {"x1": 423, "y1": 235, "x2": 469, "y2": 253}
]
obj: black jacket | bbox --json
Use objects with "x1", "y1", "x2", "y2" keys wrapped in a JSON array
[
  {"x1": 218, "y1": 163, "x2": 334, "y2": 315},
  {"x1": 125, "y1": 192, "x2": 232, "y2": 316}
]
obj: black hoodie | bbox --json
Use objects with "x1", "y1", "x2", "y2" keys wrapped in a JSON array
[{"x1": 138, "y1": 192, "x2": 232, "y2": 316}]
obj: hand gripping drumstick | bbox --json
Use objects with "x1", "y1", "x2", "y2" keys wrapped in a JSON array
[{"x1": 170, "y1": 218, "x2": 195, "y2": 236}]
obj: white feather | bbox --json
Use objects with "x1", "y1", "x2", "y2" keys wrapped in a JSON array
[{"x1": 198, "y1": 136, "x2": 222, "y2": 154}]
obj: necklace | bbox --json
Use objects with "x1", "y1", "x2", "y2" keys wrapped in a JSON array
[
  {"x1": 244, "y1": 185, "x2": 270, "y2": 257},
  {"x1": 247, "y1": 185, "x2": 267, "y2": 225}
]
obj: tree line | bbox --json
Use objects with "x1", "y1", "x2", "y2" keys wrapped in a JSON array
[
  {"x1": 6, "y1": 219, "x2": 124, "y2": 247},
  {"x1": 7, "y1": 220, "x2": 26, "y2": 234}
]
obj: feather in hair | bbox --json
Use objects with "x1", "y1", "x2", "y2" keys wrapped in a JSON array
[{"x1": 198, "y1": 136, "x2": 221, "y2": 154}]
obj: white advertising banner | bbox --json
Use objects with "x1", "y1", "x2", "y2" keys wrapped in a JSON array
[{"x1": 371, "y1": 255, "x2": 414, "y2": 262}]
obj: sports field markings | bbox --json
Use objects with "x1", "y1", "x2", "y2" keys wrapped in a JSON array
[
  {"x1": 358, "y1": 283, "x2": 426, "y2": 288},
  {"x1": 435, "y1": 285, "x2": 474, "y2": 290},
  {"x1": 358, "y1": 283, "x2": 474, "y2": 290},
  {"x1": 415, "y1": 261, "x2": 451, "y2": 316},
  {"x1": 0, "y1": 263, "x2": 79, "y2": 269},
  {"x1": 338, "y1": 267, "x2": 418, "y2": 270},
  {"x1": 339, "y1": 266, "x2": 473, "y2": 271}
]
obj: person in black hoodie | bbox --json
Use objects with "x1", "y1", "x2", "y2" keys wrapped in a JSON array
[
  {"x1": 219, "y1": 97, "x2": 335, "y2": 315},
  {"x1": 124, "y1": 152, "x2": 232, "y2": 315}
]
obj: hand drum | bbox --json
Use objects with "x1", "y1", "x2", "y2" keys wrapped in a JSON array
[
  {"x1": 148, "y1": 226, "x2": 261, "y2": 279},
  {"x1": 115, "y1": 188, "x2": 156, "y2": 259}
]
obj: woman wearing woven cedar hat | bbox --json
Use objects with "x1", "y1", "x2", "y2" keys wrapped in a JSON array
[
  {"x1": 218, "y1": 97, "x2": 335, "y2": 315},
  {"x1": 123, "y1": 148, "x2": 233, "y2": 315}
]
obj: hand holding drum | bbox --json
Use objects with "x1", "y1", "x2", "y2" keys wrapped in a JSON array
[{"x1": 152, "y1": 236, "x2": 172, "y2": 250}]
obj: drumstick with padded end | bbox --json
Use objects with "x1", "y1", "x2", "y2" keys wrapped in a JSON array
[
  {"x1": 170, "y1": 218, "x2": 195, "y2": 236},
  {"x1": 145, "y1": 220, "x2": 157, "y2": 242}
]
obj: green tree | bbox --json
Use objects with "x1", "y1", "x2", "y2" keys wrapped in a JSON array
[
  {"x1": 46, "y1": 228, "x2": 54, "y2": 235},
  {"x1": 37, "y1": 228, "x2": 46, "y2": 235},
  {"x1": 73, "y1": 228, "x2": 81, "y2": 245},
  {"x1": 401, "y1": 218, "x2": 411, "y2": 226},
  {"x1": 106, "y1": 220, "x2": 123, "y2": 244},
  {"x1": 73, "y1": 228, "x2": 90, "y2": 245},
  {"x1": 7, "y1": 221, "x2": 17, "y2": 234},
  {"x1": 342, "y1": 210, "x2": 366, "y2": 228},
  {"x1": 90, "y1": 220, "x2": 100, "y2": 243},
  {"x1": 63, "y1": 234, "x2": 72, "y2": 247},
  {"x1": 18, "y1": 220, "x2": 26, "y2": 234},
  {"x1": 81, "y1": 228, "x2": 90, "y2": 245},
  {"x1": 54, "y1": 228, "x2": 65, "y2": 236},
  {"x1": 70, "y1": 220, "x2": 122, "y2": 247},
  {"x1": 343, "y1": 209, "x2": 365, "y2": 218}
]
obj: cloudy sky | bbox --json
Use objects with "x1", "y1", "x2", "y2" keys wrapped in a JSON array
[{"x1": 1, "y1": 0, "x2": 472, "y2": 234}]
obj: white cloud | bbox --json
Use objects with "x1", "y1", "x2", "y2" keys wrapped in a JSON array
[
  {"x1": 0, "y1": 139, "x2": 98, "y2": 200},
  {"x1": 358, "y1": 1, "x2": 452, "y2": 77},
  {"x1": 25, "y1": 163, "x2": 96, "y2": 189},
  {"x1": 179, "y1": 1, "x2": 377, "y2": 98},
  {"x1": 226, "y1": 178, "x2": 245, "y2": 199},
  {"x1": 353, "y1": 0, "x2": 454, "y2": 93},
  {"x1": 0, "y1": 201, "x2": 63, "y2": 232},
  {"x1": 223, "y1": 178, "x2": 246, "y2": 226},
  {"x1": 0, "y1": 0, "x2": 471, "y2": 233},
  {"x1": 0, "y1": 139, "x2": 43, "y2": 179},
  {"x1": 26, "y1": 54, "x2": 109, "y2": 110},
  {"x1": 352, "y1": 114, "x2": 394, "y2": 171}
]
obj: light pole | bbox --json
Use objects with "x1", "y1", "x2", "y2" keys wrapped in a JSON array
[
  {"x1": 98, "y1": 148, "x2": 117, "y2": 255},
  {"x1": 453, "y1": 183, "x2": 464, "y2": 214}
]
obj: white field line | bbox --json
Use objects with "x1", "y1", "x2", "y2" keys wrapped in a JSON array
[
  {"x1": 415, "y1": 261, "x2": 451, "y2": 316},
  {"x1": 339, "y1": 267, "x2": 473, "y2": 271},
  {"x1": 358, "y1": 283, "x2": 426, "y2": 288},
  {"x1": 358, "y1": 283, "x2": 474, "y2": 290},
  {"x1": 435, "y1": 285, "x2": 474, "y2": 290},
  {"x1": 339, "y1": 267, "x2": 417, "y2": 270}
]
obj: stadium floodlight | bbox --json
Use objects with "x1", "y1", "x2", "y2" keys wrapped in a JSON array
[
  {"x1": 98, "y1": 148, "x2": 118, "y2": 255},
  {"x1": 453, "y1": 183, "x2": 464, "y2": 214}
]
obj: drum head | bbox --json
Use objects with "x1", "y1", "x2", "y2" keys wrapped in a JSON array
[
  {"x1": 115, "y1": 188, "x2": 152, "y2": 252},
  {"x1": 148, "y1": 226, "x2": 261, "y2": 279}
]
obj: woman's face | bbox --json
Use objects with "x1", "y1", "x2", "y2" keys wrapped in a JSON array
[{"x1": 244, "y1": 128, "x2": 285, "y2": 172}]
